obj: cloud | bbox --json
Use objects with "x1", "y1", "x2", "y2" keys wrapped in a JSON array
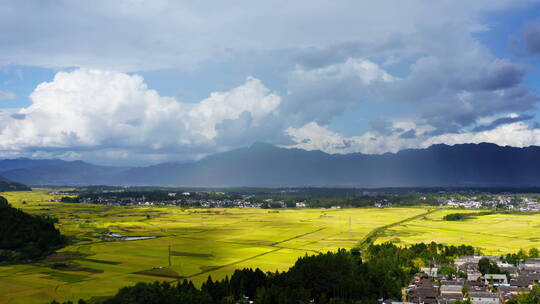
[
  {"x1": 0, "y1": 1, "x2": 539, "y2": 164},
  {"x1": 0, "y1": 0, "x2": 533, "y2": 71},
  {"x1": 283, "y1": 58, "x2": 395, "y2": 125},
  {"x1": 278, "y1": 11, "x2": 538, "y2": 134},
  {"x1": 399, "y1": 129, "x2": 417, "y2": 139},
  {"x1": 0, "y1": 90, "x2": 16, "y2": 100},
  {"x1": 370, "y1": 118, "x2": 395, "y2": 135},
  {"x1": 0, "y1": 69, "x2": 281, "y2": 163},
  {"x1": 285, "y1": 120, "x2": 540, "y2": 155},
  {"x1": 472, "y1": 113, "x2": 534, "y2": 132},
  {"x1": 391, "y1": 47, "x2": 537, "y2": 132},
  {"x1": 426, "y1": 121, "x2": 540, "y2": 148},
  {"x1": 1, "y1": 66, "x2": 538, "y2": 164},
  {"x1": 285, "y1": 121, "x2": 432, "y2": 155},
  {"x1": 10, "y1": 113, "x2": 25, "y2": 120},
  {"x1": 524, "y1": 21, "x2": 540, "y2": 56},
  {"x1": 285, "y1": 50, "x2": 537, "y2": 134}
]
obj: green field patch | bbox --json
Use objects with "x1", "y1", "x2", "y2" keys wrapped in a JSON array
[
  {"x1": 134, "y1": 267, "x2": 183, "y2": 279},
  {"x1": 381, "y1": 229, "x2": 415, "y2": 237},
  {"x1": 45, "y1": 260, "x2": 105, "y2": 274},
  {"x1": 170, "y1": 251, "x2": 214, "y2": 258},
  {"x1": 40, "y1": 271, "x2": 88, "y2": 283},
  {"x1": 72, "y1": 267, "x2": 103, "y2": 274},
  {"x1": 199, "y1": 265, "x2": 221, "y2": 272},
  {"x1": 43, "y1": 251, "x2": 83, "y2": 263},
  {"x1": 78, "y1": 258, "x2": 121, "y2": 265},
  {"x1": 54, "y1": 264, "x2": 103, "y2": 274}
]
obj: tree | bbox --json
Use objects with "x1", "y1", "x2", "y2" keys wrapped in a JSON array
[
  {"x1": 462, "y1": 285, "x2": 469, "y2": 297},
  {"x1": 478, "y1": 257, "x2": 500, "y2": 275},
  {"x1": 440, "y1": 266, "x2": 457, "y2": 278},
  {"x1": 508, "y1": 285, "x2": 540, "y2": 304},
  {"x1": 529, "y1": 248, "x2": 540, "y2": 258}
]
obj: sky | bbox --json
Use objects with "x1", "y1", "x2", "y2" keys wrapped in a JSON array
[{"x1": 1, "y1": 0, "x2": 540, "y2": 165}]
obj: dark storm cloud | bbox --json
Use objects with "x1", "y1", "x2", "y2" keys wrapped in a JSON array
[
  {"x1": 388, "y1": 48, "x2": 538, "y2": 134},
  {"x1": 419, "y1": 85, "x2": 538, "y2": 133},
  {"x1": 452, "y1": 59, "x2": 526, "y2": 91},
  {"x1": 524, "y1": 22, "x2": 540, "y2": 56},
  {"x1": 294, "y1": 34, "x2": 408, "y2": 69}
]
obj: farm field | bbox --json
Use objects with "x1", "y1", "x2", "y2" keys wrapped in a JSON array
[
  {"x1": 0, "y1": 190, "x2": 429, "y2": 304},
  {"x1": 4, "y1": 190, "x2": 540, "y2": 303},
  {"x1": 376, "y1": 208, "x2": 540, "y2": 255}
]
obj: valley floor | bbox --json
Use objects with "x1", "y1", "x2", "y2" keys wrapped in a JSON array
[{"x1": 1, "y1": 190, "x2": 540, "y2": 303}]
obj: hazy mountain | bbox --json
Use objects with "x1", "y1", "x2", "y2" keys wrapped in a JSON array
[
  {"x1": 2, "y1": 143, "x2": 540, "y2": 187},
  {"x1": 0, "y1": 158, "x2": 128, "y2": 186},
  {"x1": 0, "y1": 176, "x2": 31, "y2": 191}
]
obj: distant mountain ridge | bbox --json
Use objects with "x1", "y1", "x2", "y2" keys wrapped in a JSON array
[
  {"x1": 2, "y1": 143, "x2": 540, "y2": 187},
  {"x1": 0, "y1": 158, "x2": 127, "y2": 186},
  {"x1": 0, "y1": 176, "x2": 30, "y2": 191}
]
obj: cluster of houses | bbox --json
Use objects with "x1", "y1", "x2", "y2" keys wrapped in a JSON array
[
  {"x1": 79, "y1": 196, "x2": 265, "y2": 208},
  {"x1": 441, "y1": 196, "x2": 540, "y2": 211},
  {"x1": 73, "y1": 193, "x2": 311, "y2": 209},
  {"x1": 403, "y1": 256, "x2": 540, "y2": 304}
]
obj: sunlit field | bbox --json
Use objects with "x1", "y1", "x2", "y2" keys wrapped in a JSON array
[
  {"x1": 5, "y1": 189, "x2": 540, "y2": 303},
  {"x1": 376, "y1": 208, "x2": 540, "y2": 255},
  {"x1": 0, "y1": 190, "x2": 428, "y2": 304}
]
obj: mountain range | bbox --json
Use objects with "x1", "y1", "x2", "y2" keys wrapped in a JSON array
[{"x1": 0, "y1": 142, "x2": 539, "y2": 187}]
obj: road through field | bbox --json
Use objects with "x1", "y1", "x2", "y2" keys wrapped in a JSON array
[
  {"x1": 356, "y1": 208, "x2": 441, "y2": 250},
  {"x1": 181, "y1": 227, "x2": 326, "y2": 280}
]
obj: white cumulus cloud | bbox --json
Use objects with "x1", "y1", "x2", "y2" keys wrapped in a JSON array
[
  {"x1": 285, "y1": 120, "x2": 540, "y2": 155},
  {"x1": 0, "y1": 69, "x2": 281, "y2": 161}
]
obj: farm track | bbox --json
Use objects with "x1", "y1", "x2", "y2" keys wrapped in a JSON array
[
  {"x1": 271, "y1": 227, "x2": 325, "y2": 246},
  {"x1": 356, "y1": 208, "x2": 440, "y2": 250},
  {"x1": 182, "y1": 248, "x2": 283, "y2": 280},
  {"x1": 177, "y1": 227, "x2": 327, "y2": 280},
  {"x1": 174, "y1": 235, "x2": 322, "y2": 253}
]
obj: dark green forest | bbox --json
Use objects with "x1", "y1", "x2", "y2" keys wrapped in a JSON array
[{"x1": 0, "y1": 196, "x2": 64, "y2": 262}]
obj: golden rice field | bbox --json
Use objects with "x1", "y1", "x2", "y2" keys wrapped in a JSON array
[
  {"x1": 0, "y1": 190, "x2": 427, "y2": 304},
  {"x1": 2, "y1": 189, "x2": 540, "y2": 304},
  {"x1": 376, "y1": 208, "x2": 540, "y2": 255}
]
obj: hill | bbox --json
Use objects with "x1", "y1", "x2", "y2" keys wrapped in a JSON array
[
  {"x1": 0, "y1": 176, "x2": 30, "y2": 191},
  {"x1": 0, "y1": 196, "x2": 65, "y2": 262},
  {"x1": 2, "y1": 143, "x2": 540, "y2": 187}
]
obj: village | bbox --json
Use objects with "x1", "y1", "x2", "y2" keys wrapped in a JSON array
[
  {"x1": 400, "y1": 255, "x2": 540, "y2": 304},
  {"x1": 50, "y1": 189, "x2": 540, "y2": 212},
  {"x1": 439, "y1": 195, "x2": 540, "y2": 212},
  {"x1": 70, "y1": 191, "x2": 300, "y2": 209}
]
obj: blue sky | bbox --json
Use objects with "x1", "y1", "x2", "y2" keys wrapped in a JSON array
[{"x1": 1, "y1": 1, "x2": 540, "y2": 165}]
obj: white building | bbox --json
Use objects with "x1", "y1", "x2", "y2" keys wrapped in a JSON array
[{"x1": 469, "y1": 292, "x2": 500, "y2": 304}]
